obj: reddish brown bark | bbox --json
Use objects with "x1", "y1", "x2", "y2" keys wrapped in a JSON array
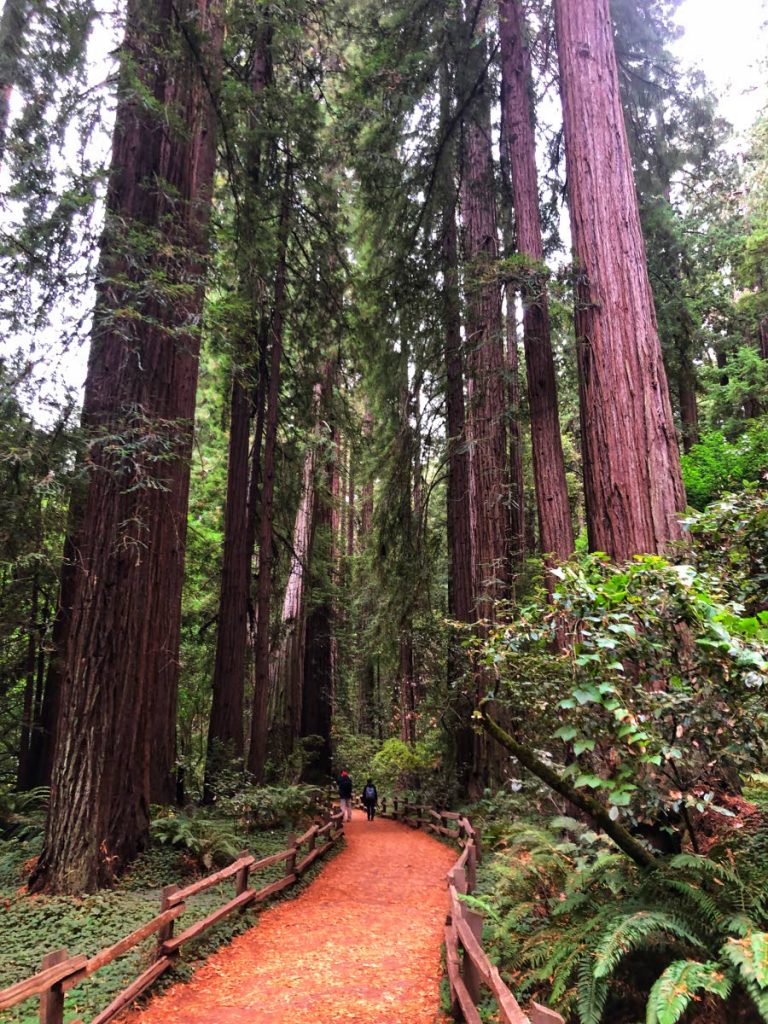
[
  {"x1": 505, "y1": 305, "x2": 526, "y2": 564},
  {"x1": 269, "y1": 376, "x2": 325, "y2": 758},
  {"x1": 499, "y1": 0, "x2": 574, "y2": 563},
  {"x1": 33, "y1": 0, "x2": 222, "y2": 893},
  {"x1": 248, "y1": 165, "x2": 292, "y2": 781},
  {"x1": 443, "y1": 199, "x2": 474, "y2": 625},
  {"x1": 301, "y1": 404, "x2": 336, "y2": 781},
  {"x1": 460, "y1": 8, "x2": 508, "y2": 618},
  {"x1": 554, "y1": 0, "x2": 685, "y2": 560},
  {"x1": 204, "y1": 23, "x2": 273, "y2": 796}
]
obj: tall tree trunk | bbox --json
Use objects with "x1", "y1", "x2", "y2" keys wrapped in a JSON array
[
  {"x1": 554, "y1": 0, "x2": 685, "y2": 560},
  {"x1": 499, "y1": 0, "x2": 574, "y2": 563},
  {"x1": 204, "y1": 375, "x2": 251, "y2": 795},
  {"x1": 301, "y1": 409, "x2": 336, "y2": 781},
  {"x1": 460, "y1": 7, "x2": 508, "y2": 618},
  {"x1": 442, "y1": 199, "x2": 473, "y2": 624},
  {"x1": 504, "y1": 304, "x2": 526, "y2": 564},
  {"x1": 204, "y1": 23, "x2": 273, "y2": 797},
  {"x1": 32, "y1": 0, "x2": 222, "y2": 894},
  {"x1": 269, "y1": 376, "x2": 326, "y2": 758},
  {"x1": 248, "y1": 163, "x2": 292, "y2": 781},
  {"x1": 0, "y1": 0, "x2": 31, "y2": 166}
]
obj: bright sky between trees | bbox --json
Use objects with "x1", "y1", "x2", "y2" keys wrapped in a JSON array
[{"x1": 674, "y1": 0, "x2": 767, "y2": 135}]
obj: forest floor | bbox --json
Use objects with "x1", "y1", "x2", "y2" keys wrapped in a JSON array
[
  {"x1": 121, "y1": 809, "x2": 457, "y2": 1024},
  {"x1": 0, "y1": 823, "x2": 298, "y2": 1022}
]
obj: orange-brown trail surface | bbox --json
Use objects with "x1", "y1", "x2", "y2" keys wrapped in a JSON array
[{"x1": 121, "y1": 810, "x2": 456, "y2": 1024}]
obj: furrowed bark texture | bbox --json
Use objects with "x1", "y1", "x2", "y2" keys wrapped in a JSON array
[
  {"x1": 499, "y1": 0, "x2": 574, "y2": 563},
  {"x1": 33, "y1": 0, "x2": 222, "y2": 893},
  {"x1": 444, "y1": 206, "x2": 474, "y2": 623},
  {"x1": 301, "y1": 410, "x2": 336, "y2": 781},
  {"x1": 205, "y1": 26, "x2": 273, "y2": 794},
  {"x1": 269, "y1": 377, "x2": 324, "y2": 758},
  {"x1": 248, "y1": 167, "x2": 292, "y2": 781},
  {"x1": 460, "y1": 10, "x2": 508, "y2": 617},
  {"x1": 554, "y1": 0, "x2": 685, "y2": 560}
]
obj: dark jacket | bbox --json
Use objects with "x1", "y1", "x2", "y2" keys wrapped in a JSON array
[
  {"x1": 361, "y1": 782, "x2": 377, "y2": 806},
  {"x1": 338, "y1": 774, "x2": 353, "y2": 799}
]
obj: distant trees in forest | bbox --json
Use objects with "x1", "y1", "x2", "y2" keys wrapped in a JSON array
[{"x1": 0, "y1": 0, "x2": 766, "y2": 896}]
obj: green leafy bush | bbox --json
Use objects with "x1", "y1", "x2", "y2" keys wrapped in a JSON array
[
  {"x1": 681, "y1": 424, "x2": 768, "y2": 509},
  {"x1": 687, "y1": 487, "x2": 768, "y2": 615},
  {"x1": 0, "y1": 786, "x2": 49, "y2": 842},
  {"x1": 150, "y1": 812, "x2": 241, "y2": 869},
  {"x1": 477, "y1": 817, "x2": 768, "y2": 1024},
  {"x1": 226, "y1": 784, "x2": 321, "y2": 829}
]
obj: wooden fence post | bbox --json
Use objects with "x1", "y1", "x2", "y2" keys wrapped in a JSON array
[
  {"x1": 466, "y1": 843, "x2": 477, "y2": 895},
  {"x1": 156, "y1": 885, "x2": 178, "y2": 959},
  {"x1": 460, "y1": 908, "x2": 484, "y2": 1006},
  {"x1": 38, "y1": 949, "x2": 67, "y2": 1024},
  {"x1": 530, "y1": 1003, "x2": 566, "y2": 1024},
  {"x1": 285, "y1": 834, "x2": 297, "y2": 878},
  {"x1": 235, "y1": 849, "x2": 250, "y2": 911}
]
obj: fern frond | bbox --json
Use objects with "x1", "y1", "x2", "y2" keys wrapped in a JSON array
[
  {"x1": 722, "y1": 928, "x2": 768, "y2": 987},
  {"x1": 646, "y1": 960, "x2": 732, "y2": 1024},
  {"x1": 668, "y1": 853, "x2": 742, "y2": 890},
  {"x1": 577, "y1": 952, "x2": 609, "y2": 1024},
  {"x1": 593, "y1": 911, "x2": 705, "y2": 979}
]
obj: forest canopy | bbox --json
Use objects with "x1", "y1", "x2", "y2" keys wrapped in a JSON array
[{"x1": 1, "y1": 0, "x2": 768, "y2": 1021}]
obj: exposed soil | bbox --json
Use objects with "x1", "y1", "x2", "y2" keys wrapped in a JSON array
[{"x1": 121, "y1": 810, "x2": 456, "y2": 1024}]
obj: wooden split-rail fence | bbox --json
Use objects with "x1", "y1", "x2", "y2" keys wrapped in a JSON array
[
  {"x1": 375, "y1": 794, "x2": 565, "y2": 1024},
  {"x1": 0, "y1": 808, "x2": 344, "y2": 1024}
]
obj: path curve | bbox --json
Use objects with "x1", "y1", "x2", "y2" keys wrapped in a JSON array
[{"x1": 122, "y1": 810, "x2": 456, "y2": 1024}]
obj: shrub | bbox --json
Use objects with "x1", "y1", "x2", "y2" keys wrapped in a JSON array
[
  {"x1": 227, "y1": 784, "x2": 321, "y2": 829},
  {"x1": 477, "y1": 816, "x2": 768, "y2": 1024},
  {"x1": 150, "y1": 811, "x2": 241, "y2": 870}
]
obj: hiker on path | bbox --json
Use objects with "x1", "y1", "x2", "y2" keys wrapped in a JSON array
[
  {"x1": 361, "y1": 778, "x2": 378, "y2": 821},
  {"x1": 338, "y1": 770, "x2": 353, "y2": 821}
]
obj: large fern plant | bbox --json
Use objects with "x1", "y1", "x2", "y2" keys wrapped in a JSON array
[{"x1": 473, "y1": 818, "x2": 768, "y2": 1024}]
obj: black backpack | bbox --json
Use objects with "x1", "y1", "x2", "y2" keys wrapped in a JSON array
[{"x1": 364, "y1": 784, "x2": 376, "y2": 800}]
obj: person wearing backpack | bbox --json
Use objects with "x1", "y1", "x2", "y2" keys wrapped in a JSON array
[
  {"x1": 361, "y1": 778, "x2": 378, "y2": 821},
  {"x1": 337, "y1": 770, "x2": 353, "y2": 821}
]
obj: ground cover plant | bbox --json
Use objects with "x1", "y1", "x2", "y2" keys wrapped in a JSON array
[{"x1": 0, "y1": 793, "x2": 329, "y2": 1023}]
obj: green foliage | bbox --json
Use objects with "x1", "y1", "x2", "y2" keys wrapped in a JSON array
[
  {"x1": 681, "y1": 423, "x2": 768, "y2": 509},
  {"x1": 647, "y1": 961, "x2": 732, "y2": 1024},
  {"x1": 224, "y1": 784, "x2": 321, "y2": 829},
  {"x1": 475, "y1": 553, "x2": 768, "y2": 850},
  {"x1": 686, "y1": 488, "x2": 768, "y2": 616},
  {"x1": 0, "y1": 786, "x2": 48, "y2": 842},
  {"x1": 150, "y1": 811, "x2": 242, "y2": 870},
  {"x1": 480, "y1": 816, "x2": 768, "y2": 1024}
]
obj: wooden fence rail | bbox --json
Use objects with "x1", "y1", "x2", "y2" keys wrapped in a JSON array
[
  {"x1": 0, "y1": 808, "x2": 344, "y2": 1024},
  {"x1": 376, "y1": 794, "x2": 564, "y2": 1024}
]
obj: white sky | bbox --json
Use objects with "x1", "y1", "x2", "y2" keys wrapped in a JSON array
[{"x1": 674, "y1": 0, "x2": 767, "y2": 137}]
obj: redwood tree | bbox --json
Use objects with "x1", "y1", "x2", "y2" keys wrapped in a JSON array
[
  {"x1": 554, "y1": 0, "x2": 685, "y2": 560},
  {"x1": 498, "y1": 0, "x2": 574, "y2": 562},
  {"x1": 33, "y1": 0, "x2": 222, "y2": 893},
  {"x1": 459, "y1": 5, "x2": 508, "y2": 616},
  {"x1": 248, "y1": 162, "x2": 293, "y2": 780}
]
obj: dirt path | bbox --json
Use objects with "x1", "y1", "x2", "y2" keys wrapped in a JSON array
[{"x1": 122, "y1": 810, "x2": 456, "y2": 1024}]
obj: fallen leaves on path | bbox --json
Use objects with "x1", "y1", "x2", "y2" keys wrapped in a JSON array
[{"x1": 121, "y1": 811, "x2": 456, "y2": 1024}]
